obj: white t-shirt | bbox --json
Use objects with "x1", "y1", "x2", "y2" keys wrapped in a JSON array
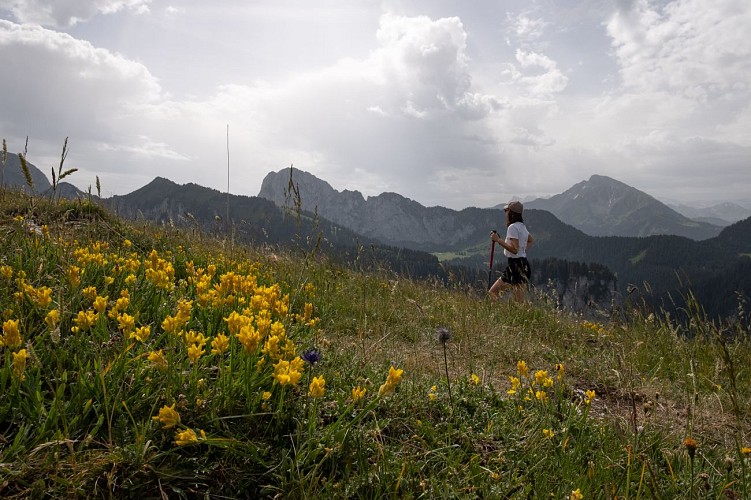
[{"x1": 504, "y1": 222, "x2": 529, "y2": 258}]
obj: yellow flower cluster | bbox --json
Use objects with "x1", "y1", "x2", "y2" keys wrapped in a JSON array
[
  {"x1": 144, "y1": 249, "x2": 175, "y2": 290},
  {"x1": 427, "y1": 385, "x2": 438, "y2": 401},
  {"x1": 309, "y1": 375, "x2": 326, "y2": 398},
  {"x1": 152, "y1": 404, "x2": 181, "y2": 429},
  {"x1": 351, "y1": 385, "x2": 367, "y2": 402},
  {"x1": 15, "y1": 282, "x2": 53, "y2": 308},
  {"x1": 582, "y1": 320, "x2": 607, "y2": 336},
  {"x1": 585, "y1": 389, "x2": 596, "y2": 404},
  {"x1": 4, "y1": 229, "x2": 327, "y2": 454},
  {"x1": 12, "y1": 349, "x2": 28, "y2": 381},
  {"x1": 2, "y1": 319, "x2": 23, "y2": 349},
  {"x1": 272, "y1": 357, "x2": 305, "y2": 386},
  {"x1": 378, "y1": 366, "x2": 404, "y2": 397},
  {"x1": 508, "y1": 361, "x2": 596, "y2": 410}
]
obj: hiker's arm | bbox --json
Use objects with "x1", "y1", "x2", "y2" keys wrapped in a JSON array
[
  {"x1": 526, "y1": 234, "x2": 534, "y2": 251},
  {"x1": 491, "y1": 231, "x2": 518, "y2": 254}
]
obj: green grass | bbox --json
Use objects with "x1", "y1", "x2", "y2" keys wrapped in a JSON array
[{"x1": 0, "y1": 188, "x2": 749, "y2": 499}]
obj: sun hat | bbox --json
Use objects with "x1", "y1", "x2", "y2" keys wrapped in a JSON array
[{"x1": 504, "y1": 200, "x2": 523, "y2": 214}]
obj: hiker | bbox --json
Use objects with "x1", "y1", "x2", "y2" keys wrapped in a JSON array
[{"x1": 489, "y1": 200, "x2": 534, "y2": 302}]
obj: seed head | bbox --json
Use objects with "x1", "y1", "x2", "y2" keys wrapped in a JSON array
[
  {"x1": 683, "y1": 436, "x2": 699, "y2": 459},
  {"x1": 436, "y1": 327, "x2": 452, "y2": 345}
]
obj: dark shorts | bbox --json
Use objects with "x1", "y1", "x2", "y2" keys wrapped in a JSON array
[{"x1": 501, "y1": 257, "x2": 531, "y2": 285}]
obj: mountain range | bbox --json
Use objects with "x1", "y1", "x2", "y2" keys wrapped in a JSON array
[
  {"x1": 256, "y1": 167, "x2": 751, "y2": 319},
  {"x1": 525, "y1": 175, "x2": 722, "y2": 240},
  {"x1": 3, "y1": 156, "x2": 750, "y2": 320}
]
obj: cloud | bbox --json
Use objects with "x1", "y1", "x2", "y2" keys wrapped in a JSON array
[
  {"x1": 607, "y1": 0, "x2": 750, "y2": 95},
  {"x1": 0, "y1": 20, "x2": 162, "y2": 137},
  {"x1": 0, "y1": 10, "x2": 578, "y2": 206},
  {"x1": 1, "y1": 2, "x2": 747, "y2": 209},
  {"x1": 0, "y1": 0, "x2": 151, "y2": 27}
]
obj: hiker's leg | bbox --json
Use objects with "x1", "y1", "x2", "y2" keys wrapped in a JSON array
[{"x1": 489, "y1": 279, "x2": 510, "y2": 300}]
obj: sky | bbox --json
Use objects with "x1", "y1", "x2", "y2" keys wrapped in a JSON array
[{"x1": 1, "y1": 0, "x2": 749, "y2": 210}]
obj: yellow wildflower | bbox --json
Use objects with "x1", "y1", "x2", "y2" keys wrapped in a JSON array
[
  {"x1": 262, "y1": 332, "x2": 284, "y2": 360},
  {"x1": 535, "y1": 390, "x2": 548, "y2": 403},
  {"x1": 108, "y1": 294, "x2": 130, "y2": 319},
  {"x1": 71, "y1": 310, "x2": 98, "y2": 333},
  {"x1": 428, "y1": 387, "x2": 437, "y2": 401},
  {"x1": 303, "y1": 302, "x2": 313, "y2": 322},
  {"x1": 237, "y1": 325, "x2": 261, "y2": 354},
  {"x1": 211, "y1": 333, "x2": 230, "y2": 355},
  {"x1": 570, "y1": 488, "x2": 583, "y2": 500},
  {"x1": 184, "y1": 330, "x2": 208, "y2": 348},
  {"x1": 470, "y1": 374, "x2": 480, "y2": 385},
  {"x1": 262, "y1": 391, "x2": 272, "y2": 400},
  {"x1": 556, "y1": 363, "x2": 565, "y2": 381},
  {"x1": 147, "y1": 350, "x2": 168, "y2": 371},
  {"x1": 351, "y1": 386, "x2": 367, "y2": 402},
  {"x1": 309, "y1": 375, "x2": 326, "y2": 398},
  {"x1": 45, "y1": 309, "x2": 61, "y2": 329},
  {"x1": 93, "y1": 296, "x2": 108, "y2": 314},
  {"x1": 517, "y1": 360, "x2": 529, "y2": 378},
  {"x1": 507, "y1": 376, "x2": 521, "y2": 395},
  {"x1": 175, "y1": 299, "x2": 193, "y2": 325},
  {"x1": 224, "y1": 311, "x2": 252, "y2": 336},
  {"x1": 12, "y1": 349, "x2": 28, "y2": 380},
  {"x1": 0, "y1": 265, "x2": 13, "y2": 280},
  {"x1": 152, "y1": 404, "x2": 180, "y2": 429},
  {"x1": 174, "y1": 428, "x2": 198, "y2": 446},
  {"x1": 585, "y1": 389, "x2": 596, "y2": 405},
  {"x1": 117, "y1": 313, "x2": 135, "y2": 334},
  {"x1": 130, "y1": 325, "x2": 151, "y2": 343},
  {"x1": 2, "y1": 319, "x2": 22, "y2": 348},
  {"x1": 378, "y1": 366, "x2": 404, "y2": 397},
  {"x1": 543, "y1": 428, "x2": 555, "y2": 439},
  {"x1": 187, "y1": 344, "x2": 204, "y2": 364},
  {"x1": 272, "y1": 357, "x2": 304, "y2": 386},
  {"x1": 82, "y1": 286, "x2": 98, "y2": 301},
  {"x1": 161, "y1": 315, "x2": 181, "y2": 335}
]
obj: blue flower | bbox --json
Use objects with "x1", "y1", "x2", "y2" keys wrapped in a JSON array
[{"x1": 302, "y1": 348, "x2": 321, "y2": 365}]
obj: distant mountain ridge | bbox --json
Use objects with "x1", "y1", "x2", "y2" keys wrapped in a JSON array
[
  {"x1": 3, "y1": 159, "x2": 750, "y2": 319},
  {"x1": 258, "y1": 168, "x2": 491, "y2": 251},
  {"x1": 260, "y1": 169, "x2": 724, "y2": 242},
  {"x1": 2, "y1": 152, "x2": 89, "y2": 199},
  {"x1": 258, "y1": 168, "x2": 751, "y2": 319},
  {"x1": 667, "y1": 201, "x2": 751, "y2": 226},
  {"x1": 525, "y1": 175, "x2": 722, "y2": 240}
]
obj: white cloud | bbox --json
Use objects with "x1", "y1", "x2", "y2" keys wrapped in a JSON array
[
  {"x1": 607, "y1": 0, "x2": 751, "y2": 95},
  {"x1": 0, "y1": 20, "x2": 162, "y2": 135},
  {"x1": 0, "y1": 0, "x2": 151, "y2": 27},
  {"x1": 0, "y1": 2, "x2": 748, "y2": 208}
]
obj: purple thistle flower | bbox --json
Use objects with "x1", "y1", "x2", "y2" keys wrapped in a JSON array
[{"x1": 302, "y1": 348, "x2": 321, "y2": 366}]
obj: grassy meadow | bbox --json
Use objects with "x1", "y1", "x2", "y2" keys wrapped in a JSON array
[{"x1": 0, "y1": 187, "x2": 750, "y2": 499}]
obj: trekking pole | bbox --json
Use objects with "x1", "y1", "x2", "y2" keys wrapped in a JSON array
[{"x1": 488, "y1": 231, "x2": 497, "y2": 290}]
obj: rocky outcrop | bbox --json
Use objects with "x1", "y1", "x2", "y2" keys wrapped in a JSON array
[{"x1": 258, "y1": 167, "x2": 495, "y2": 250}]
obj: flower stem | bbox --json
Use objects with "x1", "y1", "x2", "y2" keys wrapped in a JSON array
[{"x1": 443, "y1": 343, "x2": 453, "y2": 411}]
